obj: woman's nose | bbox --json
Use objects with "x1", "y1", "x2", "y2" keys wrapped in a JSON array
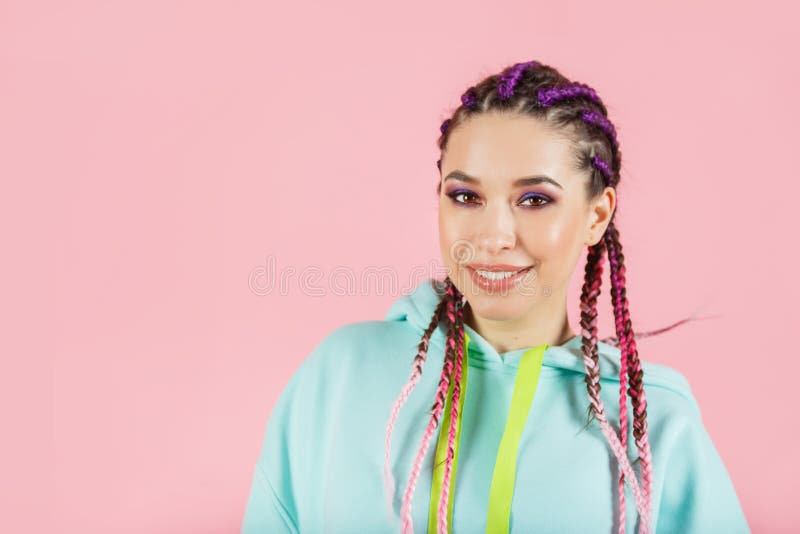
[{"x1": 475, "y1": 205, "x2": 517, "y2": 254}]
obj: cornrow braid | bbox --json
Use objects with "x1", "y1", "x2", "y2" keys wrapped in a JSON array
[
  {"x1": 399, "y1": 279, "x2": 460, "y2": 533},
  {"x1": 497, "y1": 60, "x2": 539, "y2": 100},
  {"x1": 537, "y1": 82, "x2": 605, "y2": 112},
  {"x1": 591, "y1": 156, "x2": 615, "y2": 182},
  {"x1": 439, "y1": 87, "x2": 481, "y2": 140},
  {"x1": 580, "y1": 109, "x2": 619, "y2": 150},
  {"x1": 461, "y1": 88, "x2": 478, "y2": 110},
  {"x1": 573, "y1": 109, "x2": 620, "y2": 187},
  {"x1": 383, "y1": 291, "x2": 449, "y2": 517},
  {"x1": 533, "y1": 82, "x2": 619, "y2": 196}
]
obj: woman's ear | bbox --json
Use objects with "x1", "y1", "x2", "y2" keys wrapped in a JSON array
[{"x1": 584, "y1": 186, "x2": 616, "y2": 246}]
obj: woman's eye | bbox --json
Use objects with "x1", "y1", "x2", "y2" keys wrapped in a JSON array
[
  {"x1": 446, "y1": 191, "x2": 480, "y2": 205},
  {"x1": 519, "y1": 193, "x2": 551, "y2": 208},
  {"x1": 446, "y1": 190, "x2": 552, "y2": 208}
]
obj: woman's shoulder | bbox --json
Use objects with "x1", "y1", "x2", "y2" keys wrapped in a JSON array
[
  {"x1": 308, "y1": 319, "x2": 420, "y2": 356},
  {"x1": 292, "y1": 319, "x2": 423, "y2": 378}
]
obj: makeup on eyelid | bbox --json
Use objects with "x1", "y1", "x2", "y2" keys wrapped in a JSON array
[{"x1": 444, "y1": 188, "x2": 553, "y2": 208}]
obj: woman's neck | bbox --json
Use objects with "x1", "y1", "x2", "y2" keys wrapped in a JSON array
[{"x1": 463, "y1": 302, "x2": 576, "y2": 353}]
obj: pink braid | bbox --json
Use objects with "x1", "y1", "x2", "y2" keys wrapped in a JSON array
[
  {"x1": 383, "y1": 292, "x2": 448, "y2": 520},
  {"x1": 610, "y1": 255, "x2": 631, "y2": 534},
  {"x1": 580, "y1": 306, "x2": 650, "y2": 522},
  {"x1": 579, "y1": 244, "x2": 650, "y2": 527},
  {"x1": 607, "y1": 224, "x2": 654, "y2": 530},
  {"x1": 437, "y1": 293, "x2": 465, "y2": 533},
  {"x1": 400, "y1": 282, "x2": 458, "y2": 533}
]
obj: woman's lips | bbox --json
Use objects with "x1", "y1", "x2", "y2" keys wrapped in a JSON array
[
  {"x1": 467, "y1": 263, "x2": 532, "y2": 272},
  {"x1": 466, "y1": 265, "x2": 533, "y2": 292}
]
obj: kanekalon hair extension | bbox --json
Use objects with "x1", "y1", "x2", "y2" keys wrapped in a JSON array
[
  {"x1": 606, "y1": 226, "x2": 632, "y2": 533},
  {"x1": 383, "y1": 295, "x2": 449, "y2": 516},
  {"x1": 436, "y1": 286, "x2": 465, "y2": 533},
  {"x1": 579, "y1": 239, "x2": 650, "y2": 532},
  {"x1": 394, "y1": 281, "x2": 461, "y2": 533},
  {"x1": 606, "y1": 221, "x2": 655, "y2": 526},
  {"x1": 386, "y1": 60, "x2": 701, "y2": 534}
]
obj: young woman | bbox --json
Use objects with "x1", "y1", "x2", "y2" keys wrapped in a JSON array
[{"x1": 241, "y1": 60, "x2": 750, "y2": 533}]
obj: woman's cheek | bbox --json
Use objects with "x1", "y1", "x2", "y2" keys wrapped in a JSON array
[
  {"x1": 533, "y1": 219, "x2": 582, "y2": 287},
  {"x1": 439, "y1": 226, "x2": 471, "y2": 268},
  {"x1": 438, "y1": 221, "x2": 461, "y2": 271}
]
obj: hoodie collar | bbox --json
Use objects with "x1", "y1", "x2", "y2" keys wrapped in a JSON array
[{"x1": 385, "y1": 278, "x2": 616, "y2": 375}]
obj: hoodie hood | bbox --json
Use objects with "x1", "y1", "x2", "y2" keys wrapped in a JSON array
[{"x1": 385, "y1": 278, "x2": 695, "y2": 399}]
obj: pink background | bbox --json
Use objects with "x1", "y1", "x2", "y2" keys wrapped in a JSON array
[{"x1": 3, "y1": 1, "x2": 797, "y2": 532}]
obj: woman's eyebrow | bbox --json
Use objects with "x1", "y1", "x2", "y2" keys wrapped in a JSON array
[{"x1": 443, "y1": 170, "x2": 563, "y2": 190}]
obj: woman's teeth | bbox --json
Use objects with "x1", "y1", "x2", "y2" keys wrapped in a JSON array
[{"x1": 476, "y1": 269, "x2": 524, "y2": 280}]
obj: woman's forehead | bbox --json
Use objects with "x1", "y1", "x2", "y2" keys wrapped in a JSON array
[{"x1": 442, "y1": 113, "x2": 579, "y2": 187}]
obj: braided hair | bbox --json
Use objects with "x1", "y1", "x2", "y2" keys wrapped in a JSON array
[{"x1": 384, "y1": 60, "x2": 700, "y2": 534}]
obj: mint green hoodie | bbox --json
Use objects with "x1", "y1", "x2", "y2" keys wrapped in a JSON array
[{"x1": 242, "y1": 279, "x2": 750, "y2": 533}]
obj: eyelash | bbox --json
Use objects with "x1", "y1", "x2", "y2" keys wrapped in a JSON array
[{"x1": 445, "y1": 189, "x2": 552, "y2": 209}]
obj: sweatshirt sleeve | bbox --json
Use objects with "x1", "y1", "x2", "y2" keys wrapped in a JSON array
[
  {"x1": 656, "y1": 408, "x2": 750, "y2": 534},
  {"x1": 241, "y1": 328, "x2": 342, "y2": 534},
  {"x1": 241, "y1": 363, "x2": 305, "y2": 534},
  {"x1": 241, "y1": 462, "x2": 299, "y2": 533}
]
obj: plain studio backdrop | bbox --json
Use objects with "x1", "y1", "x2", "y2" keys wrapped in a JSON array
[{"x1": 3, "y1": 0, "x2": 797, "y2": 532}]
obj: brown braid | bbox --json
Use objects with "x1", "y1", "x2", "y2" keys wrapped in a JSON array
[{"x1": 579, "y1": 240, "x2": 608, "y2": 432}]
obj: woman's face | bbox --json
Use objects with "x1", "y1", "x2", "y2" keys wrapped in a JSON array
[{"x1": 438, "y1": 111, "x2": 615, "y2": 322}]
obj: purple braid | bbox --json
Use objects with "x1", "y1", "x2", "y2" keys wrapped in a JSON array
[
  {"x1": 592, "y1": 156, "x2": 615, "y2": 182},
  {"x1": 537, "y1": 82, "x2": 601, "y2": 108},
  {"x1": 461, "y1": 88, "x2": 478, "y2": 109},
  {"x1": 580, "y1": 109, "x2": 619, "y2": 150},
  {"x1": 534, "y1": 81, "x2": 618, "y2": 186},
  {"x1": 496, "y1": 61, "x2": 539, "y2": 100}
]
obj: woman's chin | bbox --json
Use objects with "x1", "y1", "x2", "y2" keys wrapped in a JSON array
[{"x1": 464, "y1": 297, "x2": 533, "y2": 322}]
